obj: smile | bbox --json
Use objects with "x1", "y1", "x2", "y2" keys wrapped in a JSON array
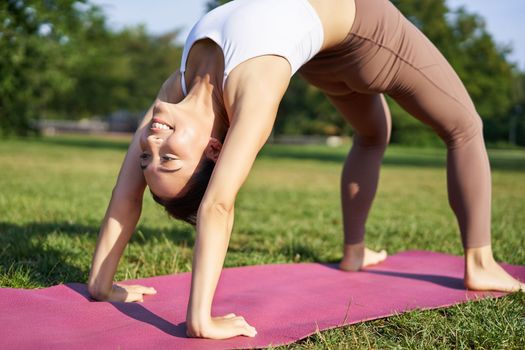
[
  {"x1": 151, "y1": 117, "x2": 173, "y2": 130},
  {"x1": 151, "y1": 122, "x2": 171, "y2": 130}
]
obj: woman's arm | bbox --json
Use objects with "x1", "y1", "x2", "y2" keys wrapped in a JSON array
[
  {"x1": 87, "y1": 103, "x2": 153, "y2": 301},
  {"x1": 185, "y1": 56, "x2": 291, "y2": 339},
  {"x1": 87, "y1": 72, "x2": 183, "y2": 301}
]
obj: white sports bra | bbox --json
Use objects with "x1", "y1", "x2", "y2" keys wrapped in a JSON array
[{"x1": 180, "y1": 0, "x2": 324, "y2": 96}]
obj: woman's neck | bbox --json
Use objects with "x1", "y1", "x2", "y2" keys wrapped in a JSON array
[{"x1": 184, "y1": 39, "x2": 229, "y2": 142}]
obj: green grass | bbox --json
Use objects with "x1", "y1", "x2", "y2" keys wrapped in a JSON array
[{"x1": 1, "y1": 134, "x2": 524, "y2": 349}]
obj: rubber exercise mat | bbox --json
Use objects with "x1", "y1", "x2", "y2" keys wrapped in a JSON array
[{"x1": 2, "y1": 250, "x2": 524, "y2": 349}]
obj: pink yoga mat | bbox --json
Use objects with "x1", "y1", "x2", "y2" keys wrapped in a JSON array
[{"x1": 2, "y1": 250, "x2": 524, "y2": 349}]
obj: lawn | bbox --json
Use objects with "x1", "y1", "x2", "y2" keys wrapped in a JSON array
[{"x1": 0, "y1": 134, "x2": 524, "y2": 349}]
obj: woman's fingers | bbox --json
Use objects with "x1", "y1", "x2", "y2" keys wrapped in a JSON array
[
  {"x1": 120, "y1": 284, "x2": 156, "y2": 291},
  {"x1": 111, "y1": 284, "x2": 157, "y2": 302},
  {"x1": 122, "y1": 291, "x2": 142, "y2": 302},
  {"x1": 138, "y1": 286, "x2": 157, "y2": 295},
  {"x1": 119, "y1": 284, "x2": 157, "y2": 294},
  {"x1": 187, "y1": 314, "x2": 257, "y2": 339}
]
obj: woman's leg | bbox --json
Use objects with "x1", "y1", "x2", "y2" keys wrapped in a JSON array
[
  {"x1": 301, "y1": 0, "x2": 522, "y2": 290},
  {"x1": 326, "y1": 92, "x2": 390, "y2": 270},
  {"x1": 389, "y1": 45, "x2": 523, "y2": 291}
]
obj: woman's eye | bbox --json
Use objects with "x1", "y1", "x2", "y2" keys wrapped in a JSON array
[
  {"x1": 140, "y1": 153, "x2": 150, "y2": 160},
  {"x1": 162, "y1": 155, "x2": 177, "y2": 161}
]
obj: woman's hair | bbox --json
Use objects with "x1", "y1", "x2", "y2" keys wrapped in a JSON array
[{"x1": 151, "y1": 157, "x2": 216, "y2": 226}]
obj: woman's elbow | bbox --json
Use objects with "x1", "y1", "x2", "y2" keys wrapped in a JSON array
[{"x1": 199, "y1": 200, "x2": 234, "y2": 217}]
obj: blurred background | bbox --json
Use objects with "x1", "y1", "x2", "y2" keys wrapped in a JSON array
[{"x1": 1, "y1": 0, "x2": 525, "y2": 146}]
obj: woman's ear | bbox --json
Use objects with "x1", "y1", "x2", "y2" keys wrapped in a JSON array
[{"x1": 205, "y1": 137, "x2": 222, "y2": 162}]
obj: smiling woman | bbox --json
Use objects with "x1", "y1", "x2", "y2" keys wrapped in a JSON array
[{"x1": 87, "y1": 0, "x2": 524, "y2": 342}]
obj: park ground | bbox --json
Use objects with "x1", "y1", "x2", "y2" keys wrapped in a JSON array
[{"x1": 0, "y1": 135, "x2": 524, "y2": 349}]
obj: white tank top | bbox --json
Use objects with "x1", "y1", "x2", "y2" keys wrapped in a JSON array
[{"x1": 180, "y1": 0, "x2": 324, "y2": 96}]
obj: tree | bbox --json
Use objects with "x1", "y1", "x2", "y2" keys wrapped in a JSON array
[
  {"x1": 3, "y1": 0, "x2": 520, "y2": 144},
  {"x1": 509, "y1": 71, "x2": 525, "y2": 145},
  {"x1": 49, "y1": 26, "x2": 182, "y2": 120},
  {"x1": 389, "y1": 0, "x2": 516, "y2": 144},
  {"x1": 0, "y1": 0, "x2": 103, "y2": 135},
  {"x1": 0, "y1": 0, "x2": 183, "y2": 134}
]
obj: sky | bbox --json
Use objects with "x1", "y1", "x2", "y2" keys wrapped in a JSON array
[{"x1": 90, "y1": 0, "x2": 525, "y2": 69}]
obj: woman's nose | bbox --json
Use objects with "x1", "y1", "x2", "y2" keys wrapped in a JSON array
[
  {"x1": 153, "y1": 100, "x2": 172, "y2": 116},
  {"x1": 147, "y1": 134, "x2": 164, "y2": 146}
]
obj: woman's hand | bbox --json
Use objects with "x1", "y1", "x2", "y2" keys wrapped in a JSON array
[
  {"x1": 186, "y1": 313, "x2": 257, "y2": 339},
  {"x1": 109, "y1": 283, "x2": 157, "y2": 302},
  {"x1": 90, "y1": 283, "x2": 157, "y2": 302}
]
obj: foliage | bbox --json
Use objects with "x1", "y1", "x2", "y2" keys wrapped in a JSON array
[
  {"x1": 1, "y1": 0, "x2": 524, "y2": 146},
  {"x1": 275, "y1": 76, "x2": 349, "y2": 136},
  {"x1": 0, "y1": 0, "x2": 182, "y2": 135},
  {"x1": 0, "y1": 0, "x2": 91, "y2": 135},
  {"x1": 508, "y1": 70, "x2": 525, "y2": 145},
  {"x1": 49, "y1": 26, "x2": 182, "y2": 120},
  {"x1": 391, "y1": 0, "x2": 517, "y2": 144}
]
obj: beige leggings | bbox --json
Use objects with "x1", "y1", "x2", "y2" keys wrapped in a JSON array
[{"x1": 299, "y1": 0, "x2": 491, "y2": 248}]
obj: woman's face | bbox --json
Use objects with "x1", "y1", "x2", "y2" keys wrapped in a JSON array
[{"x1": 139, "y1": 100, "x2": 212, "y2": 199}]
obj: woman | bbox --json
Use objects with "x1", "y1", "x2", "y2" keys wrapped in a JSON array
[{"x1": 87, "y1": 0, "x2": 524, "y2": 340}]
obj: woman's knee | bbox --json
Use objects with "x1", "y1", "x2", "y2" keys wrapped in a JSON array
[
  {"x1": 348, "y1": 94, "x2": 392, "y2": 149},
  {"x1": 438, "y1": 113, "x2": 483, "y2": 149},
  {"x1": 353, "y1": 130, "x2": 390, "y2": 150}
]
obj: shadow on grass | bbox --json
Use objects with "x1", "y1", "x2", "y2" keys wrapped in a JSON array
[
  {"x1": 258, "y1": 146, "x2": 525, "y2": 171},
  {"x1": 259, "y1": 146, "x2": 446, "y2": 168},
  {"x1": 0, "y1": 221, "x2": 195, "y2": 288}
]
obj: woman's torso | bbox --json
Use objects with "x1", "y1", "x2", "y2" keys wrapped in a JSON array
[{"x1": 180, "y1": 0, "x2": 356, "y2": 96}]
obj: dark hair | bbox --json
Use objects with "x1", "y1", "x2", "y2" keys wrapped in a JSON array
[{"x1": 151, "y1": 157, "x2": 215, "y2": 226}]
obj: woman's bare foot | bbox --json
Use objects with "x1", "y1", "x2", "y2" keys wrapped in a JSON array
[
  {"x1": 339, "y1": 242, "x2": 387, "y2": 271},
  {"x1": 464, "y1": 245, "x2": 525, "y2": 292}
]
